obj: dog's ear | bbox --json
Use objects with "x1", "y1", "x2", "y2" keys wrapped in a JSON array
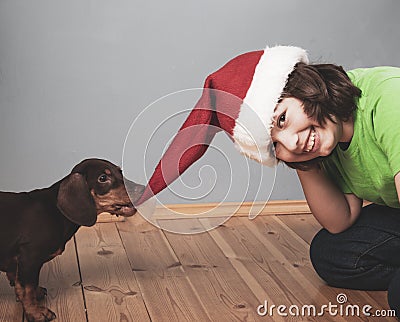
[{"x1": 57, "y1": 173, "x2": 97, "y2": 226}]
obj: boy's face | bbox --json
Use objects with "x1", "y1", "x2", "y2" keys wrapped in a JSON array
[{"x1": 271, "y1": 97, "x2": 344, "y2": 163}]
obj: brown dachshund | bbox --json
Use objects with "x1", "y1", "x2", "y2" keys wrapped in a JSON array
[{"x1": 0, "y1": 159, "x2": 144, "y2": 322}]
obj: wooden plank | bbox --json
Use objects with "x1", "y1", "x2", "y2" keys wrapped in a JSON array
[
  {"x1": 153, "y1": 200, "x2": 311, "y2": 219},
  {"x1": 147, "y1": 200, "x2": 372, "y2": 220},
  {"x1": 277, "y1": 214, "x2": 322, "y2": 245},
  {"x1": 276, "y1": 215, "x2": 395, "y2": 318},
  {"x1": 75, "y1": 223, "x2": 150, "y2": 322},
  {"x1": 160, "y1": 218, "x2": 271, "y2": 322},
  {"x1": 203, "y1": 216, "x2": 344, "y2": 322},
  {"x1": 252, "y1": 215, "x2": 393, "y2": 320},
  {"x1": 23, "y1": 238, "x2": 87, "y2": 322},
  {"x1": 117, "y1": 215, "x2": 211, "y2": 322},
  {"x1": 0, "y1": 273, "x2": 23, "y2": 322},
  {"x1": 1, "y1": 237, "x2": 83, "y2": 322}
]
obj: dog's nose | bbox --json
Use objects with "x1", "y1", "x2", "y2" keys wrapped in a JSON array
[
  {"x1": 134, "y1": 184, "x2": 145, "y2": 195},
  {"x1": 124, "y1": 179, "x2": 145, "y2": 195},
  {"x1": 128, "y1": 184, "x2": 145, "y2": 205}
]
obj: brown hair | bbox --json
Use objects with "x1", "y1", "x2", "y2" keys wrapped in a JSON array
[{"x1": 280, "y1": 63, "x2": 361, "y2": 170}]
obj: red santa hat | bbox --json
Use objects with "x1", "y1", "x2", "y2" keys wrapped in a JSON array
[{"x1": 135, "y1": 45, "x2": 308, "y2": 206}]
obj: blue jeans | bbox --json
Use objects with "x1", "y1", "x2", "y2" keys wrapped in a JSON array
[{"x1": 310, "y1": 203, "x2": 400, "y2": 314}]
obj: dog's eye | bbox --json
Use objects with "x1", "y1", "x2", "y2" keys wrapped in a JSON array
[{"x1": 98, "y1": 174, "x2": 108, "y2": 183}]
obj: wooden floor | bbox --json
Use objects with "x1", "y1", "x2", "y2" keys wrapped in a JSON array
[{"x1": 0, "y1": 201, "x2": 396, "y2": 321}]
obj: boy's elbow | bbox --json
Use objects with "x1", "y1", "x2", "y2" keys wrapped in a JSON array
[
  {"x1": 326, "y1": 227, "x2": 346, "y2": 234},
  {"x1": 324, "y1": 206, "x2": 360, "y2": 235},
  {"x1": 325, "y1": 222, "x2": 352, "y2": 234}
]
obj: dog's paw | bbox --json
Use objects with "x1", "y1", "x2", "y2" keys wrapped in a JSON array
[
  {"x1": 25, "y1": 306, "x2": 56, "y2": 322},
  {"x1": 36, "y1": 286, "x2": 48, "y2": 301}
]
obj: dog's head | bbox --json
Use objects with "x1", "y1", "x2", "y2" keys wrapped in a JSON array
[{"x1": 57, "y1": 158, "x2": 144, "y2": 226}]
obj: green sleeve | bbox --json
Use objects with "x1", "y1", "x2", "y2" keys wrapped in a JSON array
[
  {"x1": 373, "y1": 77, "x2": 400, "y2": 177},
  {"x1": 321, "y1": 153, "x2": 352, "y2": 194}
]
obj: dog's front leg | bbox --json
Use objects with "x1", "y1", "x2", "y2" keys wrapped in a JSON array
[
  {"x1": 6, "y1": 270, "x2": 16, "y2": 286},
  {"x1": 15, "y1": 256, "x2": 56, "y2": 322},
  {"x1": 9, "y1": 271, "x2": 47, "y2": 302}
]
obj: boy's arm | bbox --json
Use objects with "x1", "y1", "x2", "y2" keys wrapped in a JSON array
[
  {"x1": 395, "y1": 172, "x2": 400, "y2": 204},
  {"x1": 297, "y1": 167, "x2": 362, "y2": 234}
]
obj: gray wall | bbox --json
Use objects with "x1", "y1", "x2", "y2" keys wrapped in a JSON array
[{"x1": 1, "y1": 0, "x2": 399, "y2": 204}]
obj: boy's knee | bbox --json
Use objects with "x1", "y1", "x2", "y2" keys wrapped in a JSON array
[
  {"x1": 309, "y1": 229, "x2": 350, "y2": 287},
  {"x1": 310, "y1": 229, "x2": 337, "y2": 266},
  {"x1": 388, "y1": 269, "x2": 400, "y2": 316}
]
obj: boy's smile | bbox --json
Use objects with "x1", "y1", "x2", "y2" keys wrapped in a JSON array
[{"x1": 270, "y1": 97, "x2": 353, "y2": 163}]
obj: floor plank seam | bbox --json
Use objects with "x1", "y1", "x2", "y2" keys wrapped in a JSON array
[
  {"x1": 160, "y1": 227, "x2": 215, "y2": 322},
  {"x1": 73, "y1": 234, "x2": 89, "y2": 322},
  {"x1": 116, "y1": 222, "x2": 153, "y2": 321}
]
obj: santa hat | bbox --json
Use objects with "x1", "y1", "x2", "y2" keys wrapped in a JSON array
[{"x1": 135, "y1": 45, "x2": 308, "y2": 205}]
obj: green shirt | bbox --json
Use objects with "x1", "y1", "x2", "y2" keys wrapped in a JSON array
[{"x1": 322, "y1": 66, "x2": 400, "y2": 208}]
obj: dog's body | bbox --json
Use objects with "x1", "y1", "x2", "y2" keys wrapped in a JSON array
[{"x1": 0, "y1": 159, "x2": 144, "y2": 322}]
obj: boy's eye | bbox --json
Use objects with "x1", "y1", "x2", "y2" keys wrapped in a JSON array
[{"x1": 278, "y1": 112, "x2": 286, "y2": 128}]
